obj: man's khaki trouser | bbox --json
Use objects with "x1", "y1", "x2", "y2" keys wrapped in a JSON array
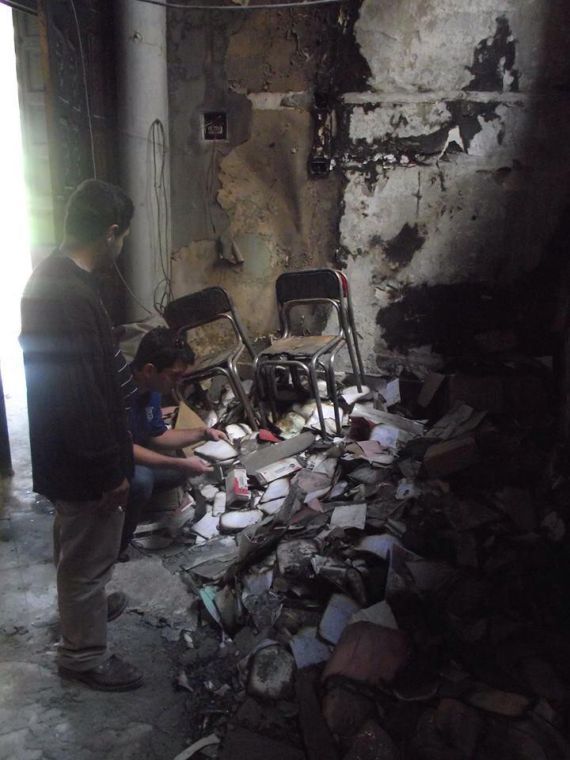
[{"x1": 53, "y1": 499, "x2": 124, "y2": 672}]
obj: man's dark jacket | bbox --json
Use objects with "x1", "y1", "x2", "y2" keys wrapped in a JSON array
[{"x1": 20, "y1": 252, "x2": 133, "y2": 501}]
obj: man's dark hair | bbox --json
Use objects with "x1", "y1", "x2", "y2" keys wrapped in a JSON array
[
  {"x1": 132, "y1": 327, "x2": 195, "y2": 372},
  {"x1": 64, "y1": 179, "x2": 134, "y2": 243}
]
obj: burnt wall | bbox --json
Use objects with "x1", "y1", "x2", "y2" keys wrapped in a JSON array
[
  {"x1": 340, "y1": 0, "x2": 570, "y2": 369},
  {"x1": 167, "y1": 0, "x2": 570, "y2": 368},
  {"x1": 167, "y1": 6, "x2": 352, "y2": 339}
]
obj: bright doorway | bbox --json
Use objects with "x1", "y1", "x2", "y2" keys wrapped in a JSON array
[{"x1": 0, "y1": 5, "x2": 34, "y2": 471}]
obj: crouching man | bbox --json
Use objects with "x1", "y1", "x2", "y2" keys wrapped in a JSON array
[{"x1": 118, "y1": 326, "x2": 228, "y2": 559}]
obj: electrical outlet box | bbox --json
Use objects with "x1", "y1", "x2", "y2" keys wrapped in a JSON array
[{"x1": 203, "y1": 112, "x2": 227, "y2": 141}]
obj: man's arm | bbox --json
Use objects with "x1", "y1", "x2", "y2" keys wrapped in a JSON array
[
  {"x1": 148, "y1": 427, "x2": 228, "y2": 451},
  {"x1": 62, "y1": 302, "x2": 127, "y2": 492},
  {"x1": 133, "y1": 443, "x2": 213, "y2": 474}
]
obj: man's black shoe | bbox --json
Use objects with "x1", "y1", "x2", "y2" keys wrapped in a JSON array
[
  {"x1": 107, "y1": 591, "x2": 128, "y2": 622},
  {"x1": 58, "y1": 654, "x2": 143, "y2": 692}
]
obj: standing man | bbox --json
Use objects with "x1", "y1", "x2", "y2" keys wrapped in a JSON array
[{"x1": 20, "y1": 179, "x2": 142, "y2": 691}]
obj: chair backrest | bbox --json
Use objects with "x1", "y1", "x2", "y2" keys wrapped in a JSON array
[
  {"x1": 165, "y1": 286, "x2": 256, "y2": 361},
  {"x1": 164, "y1": 287, "x2": 233, "y2": 330},
  {"x1": 275, "y1": 268, "x2": 343, "y2": 306}
]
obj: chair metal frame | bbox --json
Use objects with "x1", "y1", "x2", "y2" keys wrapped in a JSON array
[
  {"x1": 254, "y1": 269, "x2": 365, "y2": 435},
  {"x1": 164, "y1": 286, "x2": 258, "y2": 430}
]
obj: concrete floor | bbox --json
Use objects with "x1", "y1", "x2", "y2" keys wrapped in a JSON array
[{"x1": 0, "y1": 351, "x2": 198, "y2": 760}]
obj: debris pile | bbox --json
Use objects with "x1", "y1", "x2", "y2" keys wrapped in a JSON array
[{"x1": 160, "y1": 366, "x2": 570, "y2": 760}]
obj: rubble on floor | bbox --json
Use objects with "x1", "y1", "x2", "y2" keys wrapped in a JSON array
[{"x1": 144, "y1": 365, "x2": 570, "y2": 759}]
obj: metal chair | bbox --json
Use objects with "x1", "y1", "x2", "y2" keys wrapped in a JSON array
[
  {"x1": 164, "y1": 286, "x2": 258, "y2": 430},
  {"x1": 254, "y1": 268, "x2": 365, "y2": 435}
]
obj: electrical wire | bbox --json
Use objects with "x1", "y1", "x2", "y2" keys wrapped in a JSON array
[
  {"x1": 113, "y1": 262, "x2": 155, "y2": 316},
  {"x1": 68, "y1": 0, "x2": 97, "y2": 178},
  {"x1": 149, "y1": 119, "x2": 173, "y2": 315},
  {"x1": 135, "y1": 0, "x2": 346, "y2": 10}
]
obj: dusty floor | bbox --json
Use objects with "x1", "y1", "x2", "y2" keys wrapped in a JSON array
[{"x1": 0, "y1": 354, "x2": 196, "y2": 760}]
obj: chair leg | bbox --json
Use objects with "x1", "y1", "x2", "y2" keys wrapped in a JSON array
[
  {"x1": 228, "y1": 362, "x2": 259, "y2": 431},
  {"x1": 345, "y1": 328, "x2": 363, "y2": 392},
  {"x1": 252, "y1": 357, "x2": 270, "y2": 428},
  {"x1": 266, "y1": 365, "x2": 280, "y2": 423},
  {"x1": 346, "y1": 303, "x2": 366, "y2": 384},
  {"x1": 308, "y1": 357, "x2": 327, "y2": 435},
  {"x1": 326, "y1": 351, "x2": 342, "y2": 436},
  {"x1": 337, "y1": 310, "x2": 362, "y2": 392},
  {"x1": 255, "y1": 362, "x2": 272, "y2": 427}
]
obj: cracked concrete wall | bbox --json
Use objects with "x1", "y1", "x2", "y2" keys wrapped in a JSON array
[{"x1": 341, "y1": 0, "x2": 570, "y2": 368}]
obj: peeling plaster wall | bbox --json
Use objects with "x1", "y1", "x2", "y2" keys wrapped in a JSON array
[
  {"x1": 167, "y1": 8, "x2": 343, "y2": 341},
  {"x1": 167, "y1": 0, "x2": 570, "y2": 370},
  {"x1": 341, "y1": 0, "x2": 570, "y2": 368}
]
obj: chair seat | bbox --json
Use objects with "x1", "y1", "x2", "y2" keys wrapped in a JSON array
[{"x1": 259, "y1": 335, "x2": 341, "y2": 359}]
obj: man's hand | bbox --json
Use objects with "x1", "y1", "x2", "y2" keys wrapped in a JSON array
[
  {"x1": 99, "y1": 477, "x2": 130, "y2": 513},
  {"x1": 181, "y1": 456, "x2": 213, "y2": 474},
  {"x1": 205, "y1": 427, "x2": 229, "y2": 443}
]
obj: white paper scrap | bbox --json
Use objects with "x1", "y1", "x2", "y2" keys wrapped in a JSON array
[{"x1": 330, "y1": 503, "x2": 367, "y2": 530}]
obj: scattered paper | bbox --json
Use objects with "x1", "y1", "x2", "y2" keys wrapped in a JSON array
[
  {"x1": 350, "y1": 600, "x2": 398, "y2": 629},
  {"x1": 254, "y1": 457, "x2": 303, "y2": 485},
  {"x1": 191, "y1": 514, "x2": 220, "y2": 540},
  {"x1": 290, "y1": 627, "x2": 331, "y2": 668},
  {"x1": 319, "y1": 593, "x2": 361, "y2": 644},
  {"x1": 195, "y1": 439, "x2": 238, "y2": 462},
  {"x1": 330, "y1": 503, "x2": 367, "y2": 530}
]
